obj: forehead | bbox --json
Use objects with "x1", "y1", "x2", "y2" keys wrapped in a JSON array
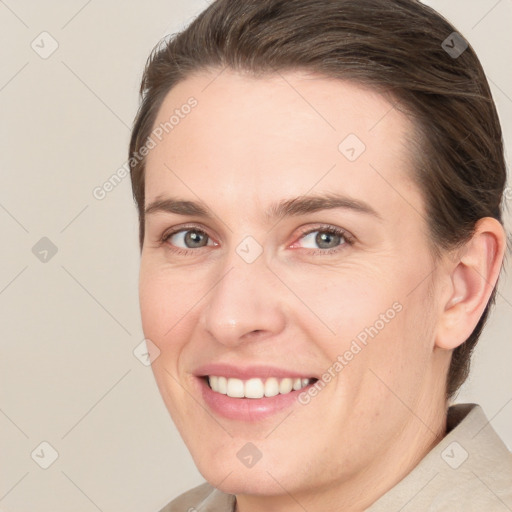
[{"x1": 144, "y1": 69, "x2": 421, "y2": 223}]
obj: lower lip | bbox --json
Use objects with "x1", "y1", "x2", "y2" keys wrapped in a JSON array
[{"x1": 197, "y1": 377, "x2": 314, "y2": 421}]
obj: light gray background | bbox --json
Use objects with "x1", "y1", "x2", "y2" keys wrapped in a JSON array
[{"x1": 1, "y1": 1, "x2": 511, "y2": 511}]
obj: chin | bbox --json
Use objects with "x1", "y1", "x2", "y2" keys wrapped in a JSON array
[
  {"x1": 192, "y1": 450, "x2": 296, "y2": 496},
  {"x1": 208, "y1": 470, "x2": 291, "y2": 496}
]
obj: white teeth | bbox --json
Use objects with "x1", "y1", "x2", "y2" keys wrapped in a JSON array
[
  {"x1": 208, "y1": 376, "x2": 312, "y2": 398},
  {"x1": 217, "y1": 376, "x2": 227, "y2": 394},
  {"x1": 264, "y1": 377, "x2": 279, "y2": 397},
  {"x1": 245, "y1": 378, "x2": 265, "y2": 399},
  {"x1": 226, "y1": 378, "x2": 245, "y2": 398},
  {"x1": 279, "y1": 378, "x2": 293, "y2": 394}
]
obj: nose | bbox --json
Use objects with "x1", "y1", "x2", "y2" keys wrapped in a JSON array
[{"x1": 199, "y1": 256, "x2": 287, "y2": 347}]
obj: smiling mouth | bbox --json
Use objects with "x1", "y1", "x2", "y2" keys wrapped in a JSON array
[{"x1": 204, "y1": 375, "x2": 318, "y2": 399}]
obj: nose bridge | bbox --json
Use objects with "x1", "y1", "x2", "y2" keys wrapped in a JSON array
[{"x1": 199, "y1": 247, "x2": 285, "y2": 346}]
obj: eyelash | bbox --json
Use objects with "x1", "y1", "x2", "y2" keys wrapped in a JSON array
[
  {"x1": 159, "y1": 224, "x2": 355, "y2": 256},
  {"x1": 159, "y1": 225, "x2": 213, "y2": 256},
  {"x1": 294, "y1": 225, "x2": 355, "y2": 255}
]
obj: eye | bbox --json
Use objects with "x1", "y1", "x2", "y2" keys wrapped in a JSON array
[
  {"x1": 163, "y1": 228, "x2": 215, "y2": 250},
  {"x1": 294, "y1": 226, "x2": 353, "y2": 251}
]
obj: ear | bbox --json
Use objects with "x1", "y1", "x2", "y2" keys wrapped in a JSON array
[{"x1": 435, "y1": 217, "x2": 506, "y2": 350}]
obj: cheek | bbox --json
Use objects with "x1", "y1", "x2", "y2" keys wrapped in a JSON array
[
  {"x1": 351, "y1": 279, "x2": 437, "y2": 404},
  {"x1": 138, "y1": 263, "x2": 202, "y2": 416},
  {"x1": 139, "y1": 268, "x2": 168, "y2": 339},
  {"x1": 138, "y1": 263, "x2": 204, "y2": 349},
  {"x1": 281, "y1": 264, "x2": 399, "y2": 343},
  {"x1": 139, "y1": 260, "x2": 203, "y2": 326},
  {"x1": 307, "y1": 263, "x2": 434, "y2": 387}
]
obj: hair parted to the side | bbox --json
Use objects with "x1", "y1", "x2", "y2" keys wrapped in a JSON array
[{"x1": 129, "y1": 0, "x2": 508, "y2": 398}]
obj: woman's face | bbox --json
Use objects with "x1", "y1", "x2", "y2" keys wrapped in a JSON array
[{"x1": 139, "y1": 70, "x2": 448, "y2": 504}]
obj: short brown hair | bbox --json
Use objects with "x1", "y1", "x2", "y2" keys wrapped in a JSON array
[{"x1": 129, "y1": 0, "x2": 507, "y2": 398}]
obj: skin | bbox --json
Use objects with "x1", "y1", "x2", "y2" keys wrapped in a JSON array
[{"x1": 138, "y1": 69, "x2": 505, "y2": 512}]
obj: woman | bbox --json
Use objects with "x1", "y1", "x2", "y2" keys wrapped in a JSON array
[{"x1": 128, "y1": 0, "x2": 512, "y2": 510}]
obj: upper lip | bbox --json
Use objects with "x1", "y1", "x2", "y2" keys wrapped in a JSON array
[{"x1": 194, "y1": 363, "x2": 317, "y2": 380}]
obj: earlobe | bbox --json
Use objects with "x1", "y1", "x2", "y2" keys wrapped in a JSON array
[{"x1": 435, "y1": 217, "x2": 506, "y2": 350}]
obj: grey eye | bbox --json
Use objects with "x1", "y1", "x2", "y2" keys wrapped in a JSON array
[
  {"x1": 169, "y1": 229, "x2": 211, "y2": 248},
  {"x1": 300, "y1": 230, "x2": 345, "y2": 249}
]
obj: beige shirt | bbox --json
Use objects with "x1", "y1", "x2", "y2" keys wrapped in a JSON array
[{"x1": 158, "y1": 403, "x2": 512, "y2": 511}]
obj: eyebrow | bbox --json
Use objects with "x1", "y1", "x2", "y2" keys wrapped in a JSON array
[{"x1": 144, "y1": 193, "x2": 382, "y2": 221}]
